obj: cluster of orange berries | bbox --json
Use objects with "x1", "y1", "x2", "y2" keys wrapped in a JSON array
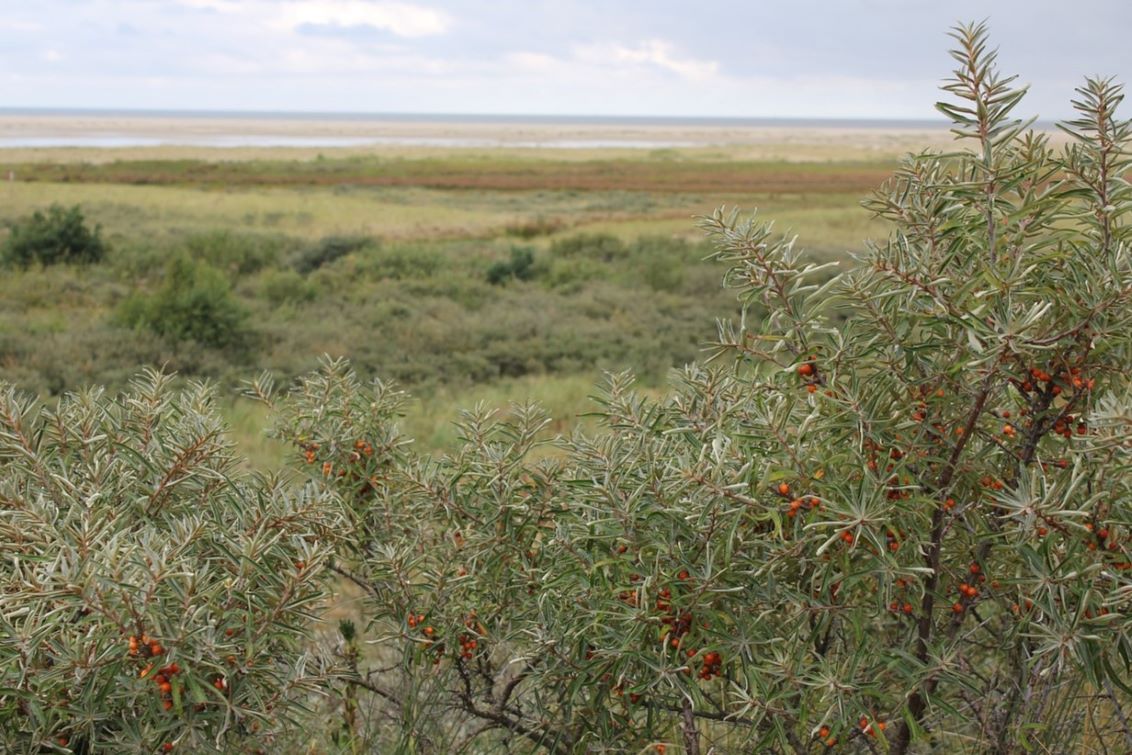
[
  {"x1": 407, "y1": 612, "x2": 432, "y2": 636},
  {"x1": 697, "y1": 650, "x2": 723, "y2": 681},
  {"x1": 618, "y1": 573, "x2": 642, "y2": 607},
  {"x1": 302, "y1": 438, "x2": 376, "y2": 479},
  {"x1": 128, "y1": 633, "x2": 164, "y2": 659},
  {"x1": 796, "y1": 355, "x2": 820, "y2": 393},
  {"x1": 817, "y1": 725, "x2": 836, "y2": 747},
  {"x1": 407, "y1": 612, "x2": 446, "y2": 664},
  {"x1": 787, "y1": 496, "x2": 821, "y2": 518},
  {"x1": 951, "y1": 562, "x2": 986, "y2": 613},
  {"x1": 776, "y1": 482, "x2": 823, "y2": 518},
  {"x1": 859, "y1": 716, "x2": 887, "y2": 737},
  {"x1": 1014, "y1": 364, "x2": 1094, "y2": 397},
  {"x1": 457, "y1": 613, "x2": 486, "y2": 661},
  {"x1": 144, "y1": 661, "x2": 181, "y2": 711},
  {"x1": 659, "y1": 608, "x2": 694, "y2": 652}
]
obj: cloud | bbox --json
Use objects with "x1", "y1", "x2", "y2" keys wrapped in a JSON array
[
  {"x1": 279, "y1": 1, "x2": 451, "y2": 37},
  {"x1": 0, "y1": 17, "x2": 43, "y2": 32},
  {"x1": 178, "y1": 0, "x2": 451, "y2": 38},
  {"x1": 575, "y1": 40, "x2": 718, "y2": 81}
]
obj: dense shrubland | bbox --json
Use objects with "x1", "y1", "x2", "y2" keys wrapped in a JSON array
[
  {"x1": 263, "y1": 25, "x2": 1132, "y2": 753},
  {"x1": 2, "y1": 23, "x2": 1130, "y2": 755},
  {"x1": 0, "y1": 223, "x2": 731, "y2": 398}
]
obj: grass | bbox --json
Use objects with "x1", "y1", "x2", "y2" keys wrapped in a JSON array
[{"x1": 0, "y1": 141, "x2": 912, "y2": 463}]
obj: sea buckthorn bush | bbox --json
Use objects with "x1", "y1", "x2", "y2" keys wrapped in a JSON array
[
  {"x1": 0, "y1": 370, "x2": 346, "y2": 753},
  {"x1": 267, "y1": 25, "x2": 1131, "y2": 753}
]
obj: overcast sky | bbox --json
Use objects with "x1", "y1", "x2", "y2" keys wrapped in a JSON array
[{"x1": 1, "y1": 0, "x2": 1128, "y2": 119}]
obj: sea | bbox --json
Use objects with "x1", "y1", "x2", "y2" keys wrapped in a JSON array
[{"x1": 0, "y1": 108, "x2": 966, "y2": 150}]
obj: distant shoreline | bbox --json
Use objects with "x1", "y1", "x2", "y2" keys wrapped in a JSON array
[
  {"x1": 0, "y1": 111, "x2": 1066, "y2": 162},
  {"x1": 0, "y1": 108, "x2": 963, "y2": 130},
  {"x1": 0, "y1": 112, "x2": 960, "y2": 153}
]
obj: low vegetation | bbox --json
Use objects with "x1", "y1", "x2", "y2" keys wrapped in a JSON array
[
  {"x1": 1, "y1": 203, "x2": 106, "y2": 268},
  {"x1": 2, "y1": 23, "x2": 1128, "y2": 755}
]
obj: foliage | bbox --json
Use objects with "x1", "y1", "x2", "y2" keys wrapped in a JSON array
[
  {"x1": 184, "y1": 230, "x2": 285, "y2": 276},
  {"x1": 292, "y1": 235, "x2": 373, "y2": 274},
  {"x1": 1, "y1": 203, "x2": 106, "y2": 268},
  {"x1": 486, "y1": 246, "x2": 537, "y2": 285},
  {"x1": 550, "y1": 232, "x2": 628, "y2": 261},
  {"x1": 260, "y1": 268, "x2": 317, "y2": 307},
  {"x1": 266, "y1": 25, "x2": 1132, "y2": 753},
  {"x1": 117, "y1": 254, "x2": 251, "y2": 351},
  {"x1": 0, "y1": 370, "x2": 347, "y2": 752}
]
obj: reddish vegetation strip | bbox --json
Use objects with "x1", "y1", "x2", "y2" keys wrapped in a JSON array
[{"x1": 8, "y1": 159, "x2": 894, "y2": 194}]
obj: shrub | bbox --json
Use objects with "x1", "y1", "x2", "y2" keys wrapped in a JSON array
[
  {"x1": 486, "y1": 246, "x2": 537, "y2": 285},
  {"x1": 117, "y1": 255, "x2": 250, "y2": 350},
  {"x1": 292, "y1": 235, "x2": 373, "y2": 274},
  {"x1": 0, "y1": 371, "x2": 346, "y2": 752},
  {"x1": 505, "y1": 215, "x2": 566, "y2": 239},
  {"x1": 2, "y1": 203, "x2": 106, "y2": 267},
  {"x1": 269, "y1": 25, "x2": 1132, "y2": 753},
  {"x1": 549, "y1": 232, "x2": 627, "y2": 261},
  {"x1": 260, "y1": 268, "x2": 317, "y2": 307},
  {"x1": 183, "y1": 230, "x2": 284, "y2": 275}
]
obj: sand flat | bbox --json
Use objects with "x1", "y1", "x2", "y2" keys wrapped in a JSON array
[{"x1": 0, "y1": 112, "x2": 1003, "y2": 164}]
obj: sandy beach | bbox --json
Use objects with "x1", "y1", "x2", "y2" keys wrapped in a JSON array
[{"x1": 0, "y1": 112, "x2": 1011, "y2": 164}]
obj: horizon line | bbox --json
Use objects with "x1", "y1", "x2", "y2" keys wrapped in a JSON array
[{"x1": 0, "y1": 106, "x2": 968, "y2": 127}]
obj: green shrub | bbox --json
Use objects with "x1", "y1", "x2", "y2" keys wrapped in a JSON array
[
  {"x1": 260, "y1": 268, "x2": 317, "y2": 307},
  {"x1": 549, "y1": 232, "x2": 627, "y2": 261},
  {"x1": 0, "y1": 371, "x2": 346, "y2": 752},
  {"x1": 362, "y1": 243, "x2": 443, "y2": 280},
  {"x1": 270, "y1": 26, "x2": 1132, "y2": 753},
  {"x1": 505, "y1": 215, "x2": 566, "y2": 239},
  {"x1": 118, "y1": 255, "x2": 250, "y2": 350},
  {"x1": 292, "y1": 234, "x2": 373, "y2": 274},
  {"x1": 183, "y1": 230, "x2": 284, "y2": 275},
  {"x1": 2, "y1": 203, "x2": 106, "y2": 267},
  {"x1": 486, "y1": 246, "x2": 537, "y2": 285}
]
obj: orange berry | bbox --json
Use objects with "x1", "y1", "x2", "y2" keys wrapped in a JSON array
[
  {"x1": 819, "y1": 725, "x2": 831, "y2": 739},
  {"x1": 777, "y1": 482, "x2": 791, "y2": 496},
  {"x1": 797, "y1": 362, "x2": 815, "y2": 377},
  {"x1": 952, "y1": 602, "x2": 964, "y2": 614},
  {"x1": 162, "y1": 700, "x2": 173, "y2": 712}
]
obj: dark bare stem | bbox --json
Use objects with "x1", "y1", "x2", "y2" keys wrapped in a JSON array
[{"x1": 682, "y1": 698, "x2": 702, "y2": 755}]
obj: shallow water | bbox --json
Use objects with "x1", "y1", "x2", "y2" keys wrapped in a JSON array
[{"x1": 0, "y1": 135, "x2": 698, "y2": 149}]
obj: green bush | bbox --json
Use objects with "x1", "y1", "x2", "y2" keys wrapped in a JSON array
[
  {"x1": 292, "y1": 234, "x2": 373, "y2": 274},
  {"x1": 550, "y1": 232, "x2": 627, "y2": 261},
  {"x1": 269, "y1": 26, "x2": 1132, "y2": 753},
  {"x1": 1, "y1": 203, "x2": 106, "y2": 267},
  {"x1": 486, "y1": 246, "x2": 537, "y2": 285},
  {"x1": 118, "y1": 255, "x2": 250, "y2": 350},
  {"x1": 183, "y1": 230, "x2": 284, "y2": 275},
  {"x1": 0, "y1": 371, "x2": 346, "y2": 752},
  {"x1": 260, "y1": 268, "x2": 317, "y2": 307}
]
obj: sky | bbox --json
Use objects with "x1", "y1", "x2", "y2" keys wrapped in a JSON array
[{"x1": 1, "y1": 0, "x2": 1129, "y2": 120}]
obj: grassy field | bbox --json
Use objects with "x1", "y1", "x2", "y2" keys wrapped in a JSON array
[{"x1": 0, "y1": 143, "x2": 899, "y2": 460}]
